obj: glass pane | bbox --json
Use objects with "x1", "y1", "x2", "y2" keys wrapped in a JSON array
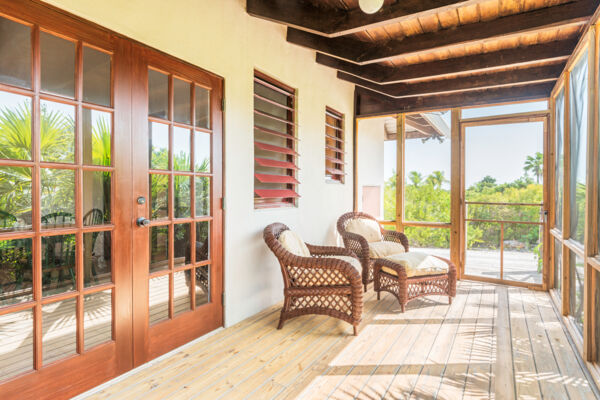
[
  {"x1": 465, "y1": 221, "x2": 500, "y2": 280},
  {"x1": 149, "y1": 122, "x2": 169, "y2": 170},
  {"x1": 150, "y1": 226, "x2": 169, "y2": 273},
  {"x1": 40, "y1": 31, "x2": 75, "y2": 98},
  {"x1": 174, "y1": 175, "x2": 191, "y2": 218},
  {"x1": 41, "y1": 168, "x2": 75, "y2": 228},
  {"x1": 403, "y1": 226, "x2": 450, "y2": 259},
  {"x1": 0, "y1": 238, "x2": 32, "y2": 306},
  {"x1": 195, "y1": 176, "x2": 210, "y2": 216},
  {"x1": 461, "y1": 101, "x2": 548, "y2": 119},
  {"x1": 0, "y1": 92, "x2": 32, "y2": 161},
  {"x1": 42, "y1": 234, "x2": 76, "y2": 297},
  {"x1": 173, "y1": 127, "x2": 191, "y2": 171},
  {"x1": 83, "y1": 46, "x2": 111, "y2": 107},
  {"x1": 42, "y1": 297, "x2": 77, "y2": 364},
  {"x1": 194, "y1": 131, "x2": 211, "y2": 172},
  {"x1": 173, "y1": 78, "x2": 191, "y2": 124},
  {"x1": 0, "y1": 17, "x2": 31, "y2": 89},
  {"x1": 149, "y1": 275, "x2": 169, "y2": 325},
  {"x1": 0, "y1": 166, "x2": 32, "y2": 231},
  {"x1": 195, "y1": 86, "x2": 210, "y2": 129},
  {"x1": 0, "y1": 309, "x2": 33, "y2": 380},
  {"x1": 148, "y1": 69, "x2": 168, "y2": 119},
  {"x1": 554, "y1": 88, "x2": 565, "y2": 230},
  {"x1": 569, "y1": 251, "x2": 584, "y2": 333},
  {"x1": 195, "y1": 265, "x2": 210, "y2": 306},
  {"x1": 150, "y1": 174, "x2": 168, "y2": 220},
  {"x1": 84, "y1": 231, "x2": 111, "y2": 287},
  {"x1": 554, "y1": 239, "x2": 562, "y2": 296},
  {"x1": 196, "y1": 221, "x2": 210, "y2": 262},
  {"x1": 84, "y1": 289, "x2": 112, "y2": 350},
  {"x1": 173, "y1": 270, "x2": 191, "y2": 316},
  {"x1": 569, "y1": 51, "x2": 588, "y2": 245},
  {"x1": 503, "y1": 222, "x2": 542, "y2": 284},
  {"x1": 40, "y1": 100, "x2": 75, "y2": 163},
  {"x1": 83, "y1": 171, "x2": 111, "y2": 226},
  {"x1": 404, "y1": 111, "x2": 451, "y2": 223},
  {"x1": 174, "y1": 223, "x2": 191, "y2": 267},
  {"x1": 82, "y1": 109, "x2": 111, "y2": 166},
  {"x1": 383, "y1": 135, "x2": 397, "y2": 220}
]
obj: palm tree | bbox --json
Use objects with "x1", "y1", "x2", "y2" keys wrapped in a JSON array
[
  {"x1": 524, "y1": 152, "x2": 543, "y2": 184},
  {"x1": 408, "y1": 171, "x2": 423, "y2": 187},
  {"x1": 426, "y1": 170, "x2": 447, "y2": 189}
]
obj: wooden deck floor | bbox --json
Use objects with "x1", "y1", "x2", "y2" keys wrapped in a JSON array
[{"x1": 80, "y1": 281, "x2": 597, "y2": 400}]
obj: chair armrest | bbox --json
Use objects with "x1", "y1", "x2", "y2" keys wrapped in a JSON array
[
  {"x1": 306, "y1": 243, "x2": 356, "y2": 258},
  {"x1": 382, "y1": 230, "x2": 409, "y2": 252}
]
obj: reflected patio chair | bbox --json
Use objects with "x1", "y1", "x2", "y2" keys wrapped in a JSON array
[
  {"x1": 83, "y1": 209, "x2": 110, "y2": 284},
  {"x1": 0, "y1": 210, "x2": 17, "y2": 230},
  {"x1": 41, "y1": 213, "x2": 76, "y2": 291}
]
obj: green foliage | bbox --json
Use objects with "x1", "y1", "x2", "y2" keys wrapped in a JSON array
[{"x1": 383, "y1": 158, "x2": 544, "y2": 251}]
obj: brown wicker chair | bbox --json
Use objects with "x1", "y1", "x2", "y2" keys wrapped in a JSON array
[
  {"x1": 337, "y1": 212, "x2": 409, "y2": 291},
  {"x1": 374, "y1": 256, "x2": 457, "y2": 312},
  {"x1": 264, "y1": 223, "x2": 363, "y2": 335}
]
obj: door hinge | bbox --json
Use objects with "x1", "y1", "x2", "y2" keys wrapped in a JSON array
[
  {"x1": 221, "y1": 292, "x2": 225, "y2": 306},
  {"x1": 221, "y1": 98, "x2": 224, "y2": 111},
  {"x1": 221, "y1": 197, "x2": 225, "y2": 210}
]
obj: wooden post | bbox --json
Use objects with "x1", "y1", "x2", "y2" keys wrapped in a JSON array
[
  {"x1": 450, "y1": 109, "x2": 462, "y2": 278},
  {"x1": 562, "y1": 71, "x2": 571, "y2": 317},
  {"x1": 584, "y1": 26, "x2": 598, "y2": 362},
  {"x1": 395, "y1": 113, "x2": 405, "y2": 233}
]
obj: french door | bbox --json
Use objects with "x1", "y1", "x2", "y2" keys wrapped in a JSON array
[
  {"x1": 130, "y1": 45, "x2": 223, "y2": 364},
  {"x1": 0, "y1": 1, "x2": 223, "y2": 398}
]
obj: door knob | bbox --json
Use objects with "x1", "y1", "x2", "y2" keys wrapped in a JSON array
[{"x1": 136, "y1": 217, "x2": 151, "y2": 227}]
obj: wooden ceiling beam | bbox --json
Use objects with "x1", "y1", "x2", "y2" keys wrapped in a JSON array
[
  {"x1": 338, "y1": 63, "x2": 563, "y2": 98},
  {"x1": 356, "y1": 82, "x2": 554, "y2": 116},
  {"x1": 288, "y1": 0, "x2": 595, "y2": 65},
  {"x1": 247, "y1": 0, "x2": 480, "y2": 38},
  {"x1": 315, "y1": 39, "x2": 577, "y2": 83}
]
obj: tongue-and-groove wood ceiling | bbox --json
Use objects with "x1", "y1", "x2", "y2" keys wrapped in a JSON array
[{"x1": 247, "y1": 0, "x2": 599, "y2": 116}]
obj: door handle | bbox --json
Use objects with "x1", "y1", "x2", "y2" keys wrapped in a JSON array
[{"x1": 136, "y1": 217, "x2": 151, "y2": 227}]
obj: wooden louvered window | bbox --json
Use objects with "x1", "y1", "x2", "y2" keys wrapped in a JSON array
[
  {"x1": 253, "y1": 71, "x2": 299, "y2": 208},
  {"x1": 325, "y1": 107, "x2": 345, "y2": 183}
]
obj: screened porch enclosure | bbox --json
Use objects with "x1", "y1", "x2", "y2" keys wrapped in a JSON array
[{"x1": 1, "y1": 0, "x2": 600, "y2": 399}]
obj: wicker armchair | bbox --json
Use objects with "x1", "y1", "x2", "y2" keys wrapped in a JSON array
[
  {"x1": 264, "y1": 223, "x2": 363, "y2": 335},
  {"x1": 337, "y1": 212, "x2": 409, "y2": 291}
]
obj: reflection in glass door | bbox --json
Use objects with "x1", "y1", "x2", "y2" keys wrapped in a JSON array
[
  {"x1": 463, "y1": 121, "x2": 546, "y2": 285},
  {"x1": 0, "y1": 13, "x2": 123, "y2": 387},
  {"x1": 132, "y1": 46, "x2": 223, "y2": 364}
]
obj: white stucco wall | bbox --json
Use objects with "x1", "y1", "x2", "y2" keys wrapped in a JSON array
[
  {"x1": 43, "y1": 0, "x2": 355, "y2": 326},
  {"x1": 356, "y1": 117, "x2": 387, "y2": 217}
]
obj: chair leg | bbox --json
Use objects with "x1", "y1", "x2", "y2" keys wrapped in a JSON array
[
  {"x1": 449, "y1": 296, "x2": 453, "y2": 305},
  {"x1": 377, "y1": 291, "x2": 380, "y2": 300},
  {"x1": 353, "y1": 325, "x2": 358, "y2": 336},
  {"x1": 277, "y1": 313, "x2": 285, "y2": 330},
  {"x1": 401, "y1": 304, "x2": 406, "y2": 313},
  {"x1": 363, "y1": 284, "x2": 367, "y2": 292}
]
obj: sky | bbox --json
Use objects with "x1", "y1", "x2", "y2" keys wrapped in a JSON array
[{"x1": 383, "y1": 101, "x2": 547, "y2": 188}]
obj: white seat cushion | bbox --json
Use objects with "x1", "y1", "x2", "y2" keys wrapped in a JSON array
[
  {"x1": 380, "y1": 252, "x2": 448, "y2": 278},
  {"x1": 323, "y1": 256, "x2": 362, "y2": 275},
  {"x1": 278, "y1": 230, "x2": 311, "y2": 257},
  {"x1": 346, "y1": 218, "x2": 382, "y2": 243},
  {"x1": 368, "y1": 241, "x2": 406, "y2": 258}
]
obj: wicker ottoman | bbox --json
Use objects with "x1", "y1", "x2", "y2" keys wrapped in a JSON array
[{"x1": 374, "y1": 254, "x2": 457, "y2": 312}]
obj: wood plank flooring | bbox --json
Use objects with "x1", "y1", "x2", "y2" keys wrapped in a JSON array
[{"x1": 79, "y1": 281, "x2": 597, "y2": 400}]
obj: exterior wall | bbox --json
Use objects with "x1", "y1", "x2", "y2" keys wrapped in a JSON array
[
  {"x1": 356, "y1": 117, "x2": 387, "y2": 217},
  {"x1": 43, "y1": 0, "x2": 355, "y2": 326}
]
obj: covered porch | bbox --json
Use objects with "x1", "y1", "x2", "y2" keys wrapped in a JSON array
[{"x1": 1, "y1": 0, "x2": 600, "y2": 399}]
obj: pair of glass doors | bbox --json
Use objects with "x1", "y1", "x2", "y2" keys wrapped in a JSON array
[
  {"x1": 387, "y1": 105, "x2": 549, "y2": 289},
  {"x1": 0, "y1": 3, "x2": 223, "y2": 398}
]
